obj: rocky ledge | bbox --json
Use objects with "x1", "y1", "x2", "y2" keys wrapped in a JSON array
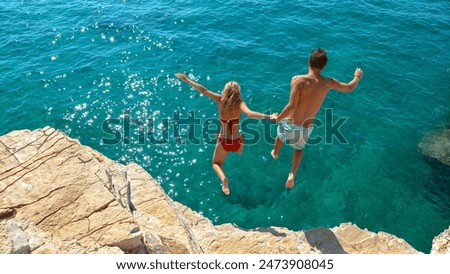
[{"x1": 0, "y1": 127, "x2": 448, "y2": 254}]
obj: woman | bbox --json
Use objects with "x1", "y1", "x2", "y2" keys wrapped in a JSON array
[{"x1": 175, "y1": 73, "x2": 277, "y2": 195}]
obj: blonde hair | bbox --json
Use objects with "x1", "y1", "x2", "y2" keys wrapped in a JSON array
[{"x1": 221, "y1": 81, "x2": 243, "y2": 109}]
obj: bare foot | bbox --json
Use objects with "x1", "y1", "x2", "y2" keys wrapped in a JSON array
[
  {"x1": 285, "y1": 173, "x2": 295, "y2": 189},
  {"x1": 221, "y1": 177, "x2": 230, "y2": 195},
  {"x1": 271, "y1": 149, "x2": 278, "y2": 160}
]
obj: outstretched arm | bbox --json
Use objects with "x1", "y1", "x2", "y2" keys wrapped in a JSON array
[
  {"x1": 240, "y1": 102, "x2": 277, "y2": 120},
  {"x1": 276, "y1": 77, "x2": 302, "y2": 122},
  {"x1": 329, "y1": 68, "x2": 363, "y2": 92},
  {"x1": 175, "y1": 73, "x2": 221, "y2": 103}
]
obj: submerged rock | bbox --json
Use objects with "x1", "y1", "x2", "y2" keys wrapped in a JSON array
[
  {"x1": 419, "y1": 129, "x2": 450, "y2": 166},
  {"x1": 0, "y1": 127, "x2": 434, "y2": 254}
]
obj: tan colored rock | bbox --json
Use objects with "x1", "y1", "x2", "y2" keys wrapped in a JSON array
[
  {"x1": 126, "y1": 163, "x2": 201, "y2": 253},
  {"x1": 331, "y1": 223, "x2": 419, "y2": 254},
  {"x1": 0, "y1": 127, "x2": 137, "y2": 253},
  {"x1": 176, "y1": 202, "x2": 415, "y2": 254},
  {"x1": 302, "y1": 227, "x2": 347, "y2": 254},
  {"x1": 0, "y1": 127, "x2": 199, "y2": 254},
  {"x1": 431, "y1": 226, "x2": 450, "y2": 254},
  {"x1": 32, "y1": 243, "x2": 60, "y2": 254},
  {"x1": 0, "y1": 221, "x2": 12, "y2": 253},
  {"x1": 93, "y1": 246, "x2": 125, "y2": 254},
  {"x1": 0, "y1": 127, "x2": 427, "y2": 254}
]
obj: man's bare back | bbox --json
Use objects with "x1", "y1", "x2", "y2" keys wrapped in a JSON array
[{"x1": 288, "y1": 75, "x2": 331, "y2": 127}]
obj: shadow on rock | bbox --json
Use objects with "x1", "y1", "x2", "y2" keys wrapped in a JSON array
[{"x1": 304, "y1": 227, "x2": 347, "y2": 254}]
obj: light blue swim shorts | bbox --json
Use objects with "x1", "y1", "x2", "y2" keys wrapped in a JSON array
[{"x1": 277, "y1": 118, "x2": 313, "y2": 150}]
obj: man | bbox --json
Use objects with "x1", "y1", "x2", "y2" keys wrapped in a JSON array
[{"x1": 272, "y1": 48, "x2": 363, "y2": 188}]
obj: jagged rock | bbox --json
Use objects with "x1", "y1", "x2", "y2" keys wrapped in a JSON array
[
  {"x1": 92, "y1": 246, "x2": 124, "y2": 254},
  {"x1": 176, "y1": 202, "x2": 314, "y2": 253},
  {"x1": 0, "y1": 127, "x2": 429, "y2": 254},
  {"x1": 303, "y1": 227, "x2": 346, "y2": 254},
  {"x1": 419, "y1": 129, "x2": 450, "y2": 166},
  {"x1": 0, "y1": 127, "x2": 197, "y2": 254},
  {"x1": 0, "y1": 221, "x2": 12, "y2": 253},
  {"x1": 330, "y1": 223, "x2": 419, "y2": 254},
  {"x1": 6, "y1": 219, "x2": 31, "y2": 254},
  {"x1": 431, "y1": 226, "x2": 450, "y2": 254},
  {"x1": 176, "y1": 201, "x2": 419, "y2": 254}
]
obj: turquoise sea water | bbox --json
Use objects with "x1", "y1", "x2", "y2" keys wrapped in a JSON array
[{"x1": 1, "y1": 0, "x2": 449, "y2": 253}]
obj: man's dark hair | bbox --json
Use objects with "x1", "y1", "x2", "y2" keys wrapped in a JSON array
[{"x1": 309, "y1": 48, "x2": 327, "y2": 70}]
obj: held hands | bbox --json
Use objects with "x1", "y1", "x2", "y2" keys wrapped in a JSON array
[
  {"x1": 270, "y1": 113, "x2": 279, "y2": 121},
  {"x1": 354, "y1": 68, "x2": 363, "y2": 80}
]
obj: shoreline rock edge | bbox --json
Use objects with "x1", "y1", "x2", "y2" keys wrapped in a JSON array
[{"x1": 0, "y1": 127, "x2": 446, "y2": 254}]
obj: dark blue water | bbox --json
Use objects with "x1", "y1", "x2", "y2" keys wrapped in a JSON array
[{"x1": 1, "y1": 0, "x2": 449, "y2": 253}]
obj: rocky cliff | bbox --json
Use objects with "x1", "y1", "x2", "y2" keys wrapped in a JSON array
[
  {"x1": 0, "y1": 127, "x2": 446, "y2": 254},
  {"x1": 431, "y1": 226, "x2": 450, "y2": 254}
]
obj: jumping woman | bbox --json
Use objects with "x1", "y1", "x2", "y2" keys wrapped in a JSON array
[{"x1": 176, "y1": 73, "x2": 277, "y2": 195}]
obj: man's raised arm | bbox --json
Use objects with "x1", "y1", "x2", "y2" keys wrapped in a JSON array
[{"x1": 329, "y1": 68, "x2": 363, "y2": 92}]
